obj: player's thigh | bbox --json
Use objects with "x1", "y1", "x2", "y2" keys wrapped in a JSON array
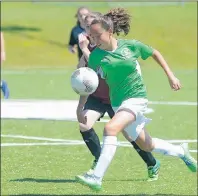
[
  {"x1": 113, "y1": 98, "x2": 150, "y2": 141},
  {"x1": 105, "y1": 105, "x2": 133, "y2": 141},
  {"x1": 104, "y1": 109, "x2": 136, "y2": 136},
  {"x1": 80, "y1": 96, "x2": 105, "y2": 131},
  {"x1": 80, "y1": 109, "x2": 102, "y2": 131}
]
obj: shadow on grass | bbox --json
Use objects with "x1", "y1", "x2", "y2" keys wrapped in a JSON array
[
  {"x1": 1, "y1": 25, "x2": 41, "y2": 32},
  {"x1": 10, "y1": 177, "x2": 149, "y2": 184},
  {"x1": 1, "y1": 25, "x2": 66, "y2": 48},
  {"x1": 10, "y1": 178, "x2": 76, "y2": 183},
  {"x1": 9, "y1": 178, "x2": 188, "y2": 196}
]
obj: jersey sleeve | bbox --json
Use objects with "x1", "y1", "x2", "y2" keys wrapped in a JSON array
[
  {"x1": 68, "y1": 29, "x2": 77, "y2": 46},
  {"x1": 88, "y1": 52, "x2": 94, "y2": 67},
  {"x1": 88, "y1": 50, "x2": 107, "y2": 79},
  {"x1": 133, "y1": 40, "x2": 154, "y2": 60}
]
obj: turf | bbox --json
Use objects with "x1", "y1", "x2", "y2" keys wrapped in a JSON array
[
  {"x1": 1, "y1": 2, "x2": 197, "y2": 196},
  {"x1": 1, "y1": 2, "x2": 196, "y2": 68}
]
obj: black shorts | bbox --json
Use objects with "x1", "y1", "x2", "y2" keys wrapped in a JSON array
[{"x1": 84, "y1": 96, "x2": 115, "y2": 120}]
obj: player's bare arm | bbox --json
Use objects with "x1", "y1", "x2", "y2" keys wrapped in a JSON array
[
  {"x1": 77, "y1": 55, "x2": 87, "y2": 68},
  {"x1": 78, "y1": 33, "x2": 90, "y2": 60},
  {"x1": 152, "y1": 49, "x2": 181, "y2": 91}
]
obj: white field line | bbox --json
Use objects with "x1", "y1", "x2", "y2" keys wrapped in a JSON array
[
  {"x1": 1, "y1": 134, "x2": 197, "y2": 144},
  {"x1": 1, "y1": 143, "x2": 197, "y2": 153},
  {"x1": 150, "y1": 101, "x2": 197, "y2": 106},
  {"x1": 1, "y1": 134, "x2": 197, "y2": 153},
  {"x1": 1, "y1": 134, "x2": 81, "y2": 142},
  {"x1": 1, "y1": 99, "x2": 197, "y2": 106}
]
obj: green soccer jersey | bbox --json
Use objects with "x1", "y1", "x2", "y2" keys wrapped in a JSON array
[{"x1": 88, "y1": 39, "x2": 154, "y2": 107}]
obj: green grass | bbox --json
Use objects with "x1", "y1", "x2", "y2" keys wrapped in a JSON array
[
  {"x1": 1, "y1": 67, "x2": 197, "y2": 101},
  {"x1": 1, "y1": 115, "x2": 197, "y2": 195},
  {"x1": 1, "y1": 2, "x2": 197, "y2": 68},
  {"x1": 1, "y1": 2, "x2": 197, "y2": 196},
  {"x1": 1, "y1": 68, "x2": 197, "y2": 195}
]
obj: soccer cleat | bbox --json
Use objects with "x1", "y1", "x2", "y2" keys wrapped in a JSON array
[
  {"x1": 86, "y1": 159, "x2": 98, "y2": 175},
  {"x1": 147, "y1": 159, "x2": 160, "y2": 182},
  {"x1": 180, "y1": 143, "x2": 197, "y2": 172},
  {"x1": 75, "y1": 174, "x2": 102, "y2": 191},
  {"x1": 1, "y1": 80, "x2": 10, "y2": 99}
]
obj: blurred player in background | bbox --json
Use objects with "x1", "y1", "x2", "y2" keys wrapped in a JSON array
[
  {"x1": 1, "y1": 32, "x2": 10, "y2": 99},
  {"x1": 68, "y1": 7, "x2": 90, "y2": 61},
  {"x1": 76, "y1": 12, "x2": 160, "y2": 182}
]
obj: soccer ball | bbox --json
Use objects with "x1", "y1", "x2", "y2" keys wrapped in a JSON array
[{"x1": 71, "y1": 67, "x2": 99, "y2": 96}]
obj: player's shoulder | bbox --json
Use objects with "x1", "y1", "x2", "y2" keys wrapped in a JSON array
[
  {"x1": 118, "y1": 39, "x2": 139, "y2": 46},
  {"x1": 90, "y1": 47, "x2": 103, "y2": 56},
  {"x1": 71, "y1": 25, "x2": 83, "y2": 33}
]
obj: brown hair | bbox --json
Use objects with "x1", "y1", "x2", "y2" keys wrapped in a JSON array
[{"x1": 91, "y1": 8, "x2": 131, "y2": 36}]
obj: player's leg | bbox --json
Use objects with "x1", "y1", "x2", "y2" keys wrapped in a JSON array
[
  {"x1": 135, "y1": 128, "x2": 197, "y2": 173},
  {"x1": 76, "y1": 109, "x2": 136, "y2": 191},
  {"x1": 122, "y1": 130, "x2": 160, "y2": 181},
  {"x1": 1, "y1": 80, "x2": 10, "y2": 99},
  {"x1": 77, "y1": 98, "x2": 197, "y2": 191},
  {"x1": 106, "y1": 104, "x2": 160, "y2": 181},
  {"x1": 79, "y1": 96, "x2": 106, "y2": 172}
]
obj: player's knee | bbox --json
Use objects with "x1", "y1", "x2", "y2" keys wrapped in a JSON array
[
  {"x1": 79, "y1": 123, "x2": 92, "y2": 132},
  {"x1": 104, "y1": 123, "x2": 118, "y2": 136},
  {"x1": 140, "y1": 142, "x2": 154, "y2": 152}
]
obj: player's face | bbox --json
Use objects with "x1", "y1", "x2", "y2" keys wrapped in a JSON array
[
  {"x1": 77, "y1": 9, "x2": 89, "y2": 28},
  {"x1": 89, "y1": 23, "x2": 112, "y2": 50},
  {"x1": 84, "y1": 17, "x2": 95, "y2": 44}
]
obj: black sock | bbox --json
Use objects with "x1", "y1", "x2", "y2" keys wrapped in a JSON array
[
  {"x1": 131, "y1": 141, "x2": 156, "y2": 167},
  {"x1": 80, "y1": 128, "x2": 101, "y2": 161}
]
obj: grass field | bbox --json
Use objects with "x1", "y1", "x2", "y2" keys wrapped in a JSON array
[{"x1": 1, "y1": 2, "x2": 197, "y2": 196}]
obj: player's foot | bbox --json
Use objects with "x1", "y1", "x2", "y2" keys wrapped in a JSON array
[
  {"x1": 75, "y1": 174, "x2": 102, "y2": 191},
  {"x1": 86, "y1": 159, "x2": 97, "y2": 175},
  {"x1": 1, "y1": 80, "x2": 10, "y2": 99},
  {"x1": 181, "y1": 143, "x2": 197, "y2": 172},
  {"x1": 147, "y1": 159, "x2": 160, "y2": 182}
]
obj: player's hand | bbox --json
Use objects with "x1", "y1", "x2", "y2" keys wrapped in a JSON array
[
  {"x1": 168, "y1": 76, "x2": 181, "y2": 91},
  {"x1": 78, "y1": 33, "x2": 89, "y2": 51},
  {"x1": 69, "y1": 45, "x2": 77, "y2": 54},
  {"x1": 76, "y1": 105, "x2": 87, "y2": 124}
]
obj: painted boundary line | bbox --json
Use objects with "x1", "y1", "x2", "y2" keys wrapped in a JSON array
[
  {"x1": 1, "y1": 99, "x2": 196, "y2": 122},
  {"x1": 1, "y1": 100, "x2": 153, "y2": 121},
  {"x1": 2, "y1": 99, "x2": 197, "y2": 106},
  {"x1": 2, "y1": 69, "x2": 197, "y2": 75},
  {"x1": 1, "y1": 134, "x2": 197, "y2": 152}
]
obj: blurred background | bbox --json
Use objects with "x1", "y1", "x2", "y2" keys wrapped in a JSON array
[
  {"x1": 1, "y1": 1, "x2": 196, "y2": 100},
  {"x1": 1, "y1": 1, "x2": 197, "y2": 196}
]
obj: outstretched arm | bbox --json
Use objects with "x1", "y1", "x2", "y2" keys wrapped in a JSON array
[
  {"x1": 152, "y1": 49, "x2": 181, "y2": 91},
  {"x1": 76, "y1": 54, "x2": 89, "y2": 124}
]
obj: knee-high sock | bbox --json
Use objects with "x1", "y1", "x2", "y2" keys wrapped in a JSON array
[
  {"x1": 93, "y1": 136, "x2": 117, "y2": 181},
  {"x1": 152, "y1": 138, "x2": 184, "y2": 158}
]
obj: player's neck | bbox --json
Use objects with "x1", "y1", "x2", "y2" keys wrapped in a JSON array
[{"x1": 105, "y1": 38, "x2": 118, "y2": 52}]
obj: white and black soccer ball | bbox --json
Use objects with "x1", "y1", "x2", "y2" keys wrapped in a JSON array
[{"x1": 71, "y1": 67, "x2": 99, "y2": 96}]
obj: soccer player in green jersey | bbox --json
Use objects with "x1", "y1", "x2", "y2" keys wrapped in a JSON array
[
  {"x1": 76, "y1": 12, "x2": 160, "y2": 181},
  {"x1": 76, "y1": 8, "x2": 197, "y2": 191}
]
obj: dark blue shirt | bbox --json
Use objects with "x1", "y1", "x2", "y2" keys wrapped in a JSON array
[{"x1": 69, "y1": 24, "x2": 85, "y2": 60}]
